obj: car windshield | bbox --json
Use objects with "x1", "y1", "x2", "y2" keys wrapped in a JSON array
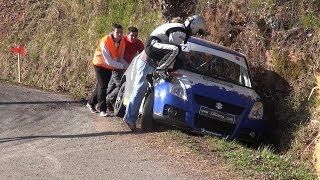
[{"x1": 176, "y1": 50, "x2": 252, "y2": 88}]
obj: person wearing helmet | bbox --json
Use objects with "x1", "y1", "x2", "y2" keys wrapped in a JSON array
[
  {"x1": 122, "y1": 15, "x2": 206, "y2": 131},
  {"x1": 184, "y1": 14, "x2": 206, "y2": 37},
  {"x1": 144, "y1": 14, "x2": 206, "y2": 72}
]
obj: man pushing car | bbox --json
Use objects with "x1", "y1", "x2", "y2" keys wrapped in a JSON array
[{"x1": 122, "y1": 15, "x2": 206, "y2": 131}]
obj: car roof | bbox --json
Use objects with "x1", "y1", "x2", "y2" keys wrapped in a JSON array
[{"x1": 188, "y1": 37, "x2": 246, "y2": 59}]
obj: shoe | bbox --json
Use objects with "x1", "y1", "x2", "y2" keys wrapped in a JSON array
[
  {"x1": 99, "y1": 111, "x2": 109, "y2": 117},
  {"x1": 122, "y1": 118, "x2": 136, "y2": 131},
  {"x1": 86, "y1": 103, "x2": 98, "y2": 113}
]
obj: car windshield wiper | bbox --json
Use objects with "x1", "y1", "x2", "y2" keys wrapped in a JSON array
[
  {"x1": 196, "y1": 62, "x2": 209, "y2": 70},
  {"x1": 224, "y1": 76, "x2": 240, "y2": 85},
  {"x1": 211, "y1": 74, "x2": 226, "y2": 81},
  {"x1": 211, "y1": 74, "x2": 239, "y2": 85},
  {"x1": 196, "y1": 58, "x2": 218, "y2": 70}
]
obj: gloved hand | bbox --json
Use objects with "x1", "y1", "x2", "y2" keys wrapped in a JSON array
[
  {"x1": 153, "y1": 69, "x2": 171, "y2": 81},
  {"x1": 153, "y1": 69, "x2": 167, "y2": 78}
]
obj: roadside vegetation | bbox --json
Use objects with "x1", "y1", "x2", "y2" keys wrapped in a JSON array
[
  {"x1": 0, "y1": 0, "x2": 319, "y2": 179},
  {"x1": 168, "y1": 130, "x2": 315, "y2": 179},
  {"x1": 0, "y1": 0, "x2": 163, "y2": 97}
]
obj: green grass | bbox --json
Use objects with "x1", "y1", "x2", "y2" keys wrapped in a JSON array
[
  {"x1": 250, "y1": 0, "x2": 274, "y2": 9},
  {"x1": 216, "y1": 142, "x2": 314, "y2": 179},
  {"x1": 168, "y1": 130, "x2": 317, "y2": 179},
  {"x1": 300, "y1": 11, "x2": 320, "y2": 28}
]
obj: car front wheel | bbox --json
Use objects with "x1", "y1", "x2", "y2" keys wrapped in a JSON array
[{"x1": 141, "y1": 92, "x2": 156, "y2": 131}]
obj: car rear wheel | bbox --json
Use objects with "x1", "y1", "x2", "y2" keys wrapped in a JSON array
[
  {"x1": 141, "y1": 92, "x2": 156, "y2": 131},
  {"x1": 114, "y1": 82, "x2": 126, "y2": 117}
]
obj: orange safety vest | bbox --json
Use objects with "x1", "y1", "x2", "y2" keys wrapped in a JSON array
[{"x1": 92, "y1": 35, "x2": 126, "y2": 70}]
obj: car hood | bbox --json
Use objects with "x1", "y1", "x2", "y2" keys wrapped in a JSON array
[{"x1": 172, "y1": 69, "x2": 261, "y2": 107}]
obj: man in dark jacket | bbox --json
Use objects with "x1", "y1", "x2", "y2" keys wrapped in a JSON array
[{"x1": 123, "y1": 15, "x2": 206, "y2": 130}]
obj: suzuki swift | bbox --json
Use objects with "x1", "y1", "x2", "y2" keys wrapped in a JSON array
[{"x1": 114, "y1": 37, "x2": 266, "y2": 143}]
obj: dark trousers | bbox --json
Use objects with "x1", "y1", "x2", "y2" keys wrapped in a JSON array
[
  {"x1": 88, "y1": 65, "x2": 112, "y2": 112},
  {"x1": 106, "y1": 70, "x2": 124, "y2": 105}
]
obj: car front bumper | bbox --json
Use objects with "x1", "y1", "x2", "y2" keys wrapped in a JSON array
[{"x1": 152, "y1": 88, "x2": 265, "y2": 142}]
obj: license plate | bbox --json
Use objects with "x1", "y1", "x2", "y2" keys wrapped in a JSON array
[{"x1": 199, "y1": 106, "x2": 235, "y2": 124}]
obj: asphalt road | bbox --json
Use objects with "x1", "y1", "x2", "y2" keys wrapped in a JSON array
[{"x1": 0, "y1": 82, "x2": 248, "y2": 180}]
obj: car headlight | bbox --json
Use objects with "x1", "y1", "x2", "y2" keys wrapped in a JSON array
[
  {"x1": 169, "y1": 79, "x2": 187, "y2": 100},
  {"x1": 248, "y1": 102, "x2": 264, "y2": 119}
]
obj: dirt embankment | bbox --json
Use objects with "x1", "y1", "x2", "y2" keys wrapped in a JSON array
[{"x1": 316, "y1": 140, "x2": 320, "y2": 177}]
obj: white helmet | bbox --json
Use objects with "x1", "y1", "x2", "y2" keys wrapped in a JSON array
[{"x1": 184, "y1": 15, "x2": 206, "y2": 35}]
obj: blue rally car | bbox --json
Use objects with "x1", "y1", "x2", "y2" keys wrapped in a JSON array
[{"x1": 114, "y1": 37, "x2": 266, "y2": 143}]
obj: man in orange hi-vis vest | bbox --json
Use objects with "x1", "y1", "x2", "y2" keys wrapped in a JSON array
[{"x1": 87, "y1": 23, "x2": 129, "y2": 117}]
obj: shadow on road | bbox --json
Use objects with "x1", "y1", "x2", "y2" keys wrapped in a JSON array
[
  {"x1": 0, "y1": 100, "x2": 86, "y2": 105},
  {"x1": 0, "y1": 130, "x2": 133, "y2": 143}
]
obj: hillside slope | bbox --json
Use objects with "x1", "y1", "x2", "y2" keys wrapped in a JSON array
[
  {"x1": 0, "y1": 0, "x2": 163, "y2": 96},
  {"x1": 1, "y1": 0, "x2": 320, "y2": 176}
]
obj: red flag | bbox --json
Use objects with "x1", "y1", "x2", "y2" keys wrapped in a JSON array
[{"x1": 10, "y1": 45, "x2": 25, "y2": 56}]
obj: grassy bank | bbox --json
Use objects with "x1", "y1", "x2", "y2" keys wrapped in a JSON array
[{"x1": 167, "y1": 130, "x2": 317, "y2": 179}]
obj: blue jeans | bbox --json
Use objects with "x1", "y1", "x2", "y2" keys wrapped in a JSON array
[{"x1": 123, "y1": 58, "x2": 155, "y2": 124}]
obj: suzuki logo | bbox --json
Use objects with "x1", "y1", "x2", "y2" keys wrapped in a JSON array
[{"x1": 215, "y1": 102, "x2": 223, "y2": 110}]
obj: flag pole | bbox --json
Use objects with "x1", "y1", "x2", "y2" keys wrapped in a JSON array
[{"x1": 18, "y1": 53, "x2": 21, "y2": 83}]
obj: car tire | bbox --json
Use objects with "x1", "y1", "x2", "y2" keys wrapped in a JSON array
[
  {"x1": 141, "y1": 92, "x2": 156, "y2": 131},
  {"x1": 113, "y1": 82, "x2": 126, "y2": 117}
]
